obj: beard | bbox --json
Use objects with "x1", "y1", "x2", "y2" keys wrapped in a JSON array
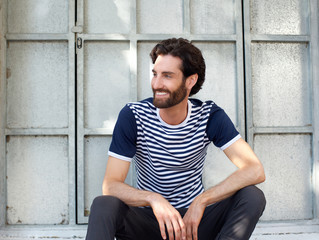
[{"x1": 152, "y1": 81, "x2": 188, "y2": 108}]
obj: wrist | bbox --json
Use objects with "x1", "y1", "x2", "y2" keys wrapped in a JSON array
[
  {"x1": 194, "y1": 193, "x2": 209, "y2": 207},
  {"x1": 145, "y1": 191, "x2": 161, "y2": 206}
]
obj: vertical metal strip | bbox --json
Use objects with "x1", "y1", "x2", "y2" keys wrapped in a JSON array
[
  {"x1": 0, "y1": 0, "x2": 8, "y2": 228},
  {"x1": 183, "y1": 0, "x2": 191, "y2": 34},
  {"x1": 242, "y1": 0, "x2": 254, "y2": 145},
  {"x1": 235, "y1": 0, "x2": 245, "y2": 136},
  {"x1": 68, "y1": 0, "x2": 76, "y2": 225},
  {"x1": 76, "y1": 40, "x2": 85, "y2": 223},
  {"x1": 310, "y1": 0, "x2": 319, "y2": 219},
  {"x1": 75, "y1": 0, "x2": 87, "y2": 224},
  {"x1": 130, "y1": 0, "x2": 137, "y2": 35}
]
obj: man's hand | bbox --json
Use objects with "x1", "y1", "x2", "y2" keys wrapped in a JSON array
[
  {"x1": 149, "y1": 193, "x2": 186, "y2": 240},
  {"x1": 183, "y1": 197, "x2": 206, "y2": 240}
]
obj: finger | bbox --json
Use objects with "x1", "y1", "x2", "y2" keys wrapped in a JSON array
[
  {"x1": 171, "y1": 218, "x2": 181, "y2": 240},
  {"x1": 158, "y1": 220, "x2": 167, "y2": 240},
  {"x1": 192, "y1": 224, "x2": 198, "y2": 240},
  {"x1": 178, "y1": 218, "x2": 186, "y2": 240},
  {"x1": 186, "y1": 223, "x2": 192, "y2": 240},
  {"x1": 166, "y1": 221, "x2": 174, "y2": 240}
]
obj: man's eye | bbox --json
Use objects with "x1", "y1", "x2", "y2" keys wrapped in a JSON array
[{"x1": 165, "y1": 75, "x2": 171, "y2": 78}]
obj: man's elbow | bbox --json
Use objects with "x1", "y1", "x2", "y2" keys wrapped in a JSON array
[
  {"x1": 102, "y1": 179, "x2": 112, "y2": 195},
  {"x1": 255, "y1": 163, "x2": 266, "y2": 184}
]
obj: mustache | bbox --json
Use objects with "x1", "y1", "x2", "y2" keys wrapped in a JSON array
[{"x1": 152, "y1": 88, "x2": 170, "y2": 93}]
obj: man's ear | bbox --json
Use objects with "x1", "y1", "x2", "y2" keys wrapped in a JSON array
[{"x1": 186, "y1": 74, "x2": 198, "y2": 90}]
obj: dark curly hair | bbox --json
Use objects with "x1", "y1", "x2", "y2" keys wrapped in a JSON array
[{"x1": 150, "y1": 38, "x2": 206, "y2": 96}]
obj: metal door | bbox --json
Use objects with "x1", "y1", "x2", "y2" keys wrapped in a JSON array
[
  {"x1": 0, "y1": 0, "x2": 76, "y2": 225},
  {"x1": 244, "y1": 0, "x2": 319, "y2": 225}
]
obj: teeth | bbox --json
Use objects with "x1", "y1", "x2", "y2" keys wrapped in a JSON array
[{"x1": 156, "y1": 92, "x2": 167, "y2": 95}]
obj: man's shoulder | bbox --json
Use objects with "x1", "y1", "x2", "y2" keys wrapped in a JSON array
[
  {"x1": 125, "y1": 98, "x2": 156, "y2": 117},
  {"x1": 189, "y1": 98, "x2": 220, "y2": 112},
  {"x1": 127, "y1": 97, "x2": 154, "y2": 108}
]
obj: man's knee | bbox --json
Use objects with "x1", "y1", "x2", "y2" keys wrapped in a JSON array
[
  {"x1": 90, "y1": 195, "x2": 126, "y2": 217},
  {"x1": 235, "y1": 186, "x2": 266, "y2": 217}
]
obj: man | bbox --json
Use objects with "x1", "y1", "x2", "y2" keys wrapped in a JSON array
[{"x1": 86, "y1": 38, "x2": 266, "y2": 240}]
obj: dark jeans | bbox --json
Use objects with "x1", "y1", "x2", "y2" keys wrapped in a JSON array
[{"x1": 85, "y1": 186, "x2": 266, "y2": 240}]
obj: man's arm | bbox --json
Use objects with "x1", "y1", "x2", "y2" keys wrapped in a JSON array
[
  {"x1": 183, "y1": 138, "x2": 265, "y2": 240},
  {"x1": 103, "y1": 156, "x2": 186, "y2": 240}
]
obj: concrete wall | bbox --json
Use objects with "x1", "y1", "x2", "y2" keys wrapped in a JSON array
[{"x1": 0, "y1": 0, "x2": 318, "y2": 238}]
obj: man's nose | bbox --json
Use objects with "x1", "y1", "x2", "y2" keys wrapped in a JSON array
[{"x1": 152, "y1": 76, "x2": 164, "y2": 89}]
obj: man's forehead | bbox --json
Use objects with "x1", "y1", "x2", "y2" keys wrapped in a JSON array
[{"x1": 153, "y1": 54, "x2": 182, "y2": 72}]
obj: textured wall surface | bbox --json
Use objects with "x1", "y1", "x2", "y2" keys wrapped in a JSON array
[
  {"x1": 6, "y1": 136, "x2": 69, "y2": 224},
  {"x1": 0, "y1": 0, "x2": 318, "y2": 238}
]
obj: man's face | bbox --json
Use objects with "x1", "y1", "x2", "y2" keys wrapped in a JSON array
[{"x1": 151, "y1": 54, "x2": 188, "y2": 108}]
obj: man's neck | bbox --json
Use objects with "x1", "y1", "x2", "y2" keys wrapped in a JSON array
[{"x1": 158, "y1": 98, "x2": 189, "y2": 125}]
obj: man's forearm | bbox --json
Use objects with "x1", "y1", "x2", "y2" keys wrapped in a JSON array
[
  {"x1": 103, "y1": 180, "x2": 158, "y2": 207},
  {"x1": 196, "y1": 163, "x2": 265, "y2": 207}
]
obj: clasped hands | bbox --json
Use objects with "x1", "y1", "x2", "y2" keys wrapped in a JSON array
[{"x1": 150, "y1": 193, "x2": 206, "y2": 240}]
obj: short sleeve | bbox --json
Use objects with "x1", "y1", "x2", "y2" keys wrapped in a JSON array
[
  {"x1": 206, "y1": 104, "x2": 240, "y2": 150},
  {"x1": 108, "y1": 105, "x2": 137, "y2": 161}
]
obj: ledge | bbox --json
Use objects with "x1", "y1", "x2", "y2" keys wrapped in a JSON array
[{"x1": 0, "y1": 220, "x2": 319, "y2": 239}]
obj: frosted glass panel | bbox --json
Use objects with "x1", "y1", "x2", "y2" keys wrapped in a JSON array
[
  {"x1": 254, "y1": 134, "x2": 312, "y2": 220},
  {"x1": 7, "y1": 136, "x2": 69, "y2": 224},
  {"x1": 8, "y1": 0, "x2": 68, "y2": 33},
  {"x1": 190, "y1": 0, "x2": 235, "y2": 34},
  {"x1": 84, "y1": 136, "x2": 134, "y2": 216},
  {"x1": 193, "y1": 42, "x2": 237, "y2": 125},
  {"x1": 137, "y1": 42, "x2": 156, "y2": 101},
  {"x1": 84, "y1": 0, "x2": 131, "y2": 33},
  {"x1": 137, "y1": 0, "x2": 183, "y2": 34},
  {"x1": 252, "y1": 43, "x2": 310, "y2": 127},
  {"x1": 6, "y1": 41, "x2": 69, "y2": 128},
  {"x1": 250, "y1": 0, "x2": 309, "y2": 35},
  {"x1": 84, "y1": 41, "x2": 131, "y2": 129}
]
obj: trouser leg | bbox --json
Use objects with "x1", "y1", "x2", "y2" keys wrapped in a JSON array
[
  {"x1": 216, "y1": 186, "x2": 266, "y2": 240},
  {"x1": 85, "y1": 195, "x2": 163, "y2": 240},
  {"x1": 85, "y1": 195, "x2": 128, "y2": 240},
  {"x1": 198, "y1": 186, "x2": 266, "y2": 240}
]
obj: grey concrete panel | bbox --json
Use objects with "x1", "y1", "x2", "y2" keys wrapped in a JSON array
[
  {"x1": 84, "y1": 41, "x2": 130, "y2": 129},
  {"x1": 254, "y1": 134, "x2": 313, "y2": 220},
  {"x1": 8, "y1": 0, "x2": 68, "y2": 33},
  {"x1": 251, "y1": 43, "x2": 310, "y2": 127},
  {"x1": 137, "y1": 0, "x2": 183, "y2": 34},
  {"x1": 84, "y1": 136, "x2": 134, "y2": 216},
  {"x1": 84, "y1": 0, "x2": 132, "y2": 34},
  {"x1": 137, "y1": 42, "x2": 156, "y2": 101},
  {"x1": 190, "y1": 0, "x2": 236, "y2": 34},
  {"x1": 6, "y1": 41, "x2": 69, "y2": 129},
  {"x1": 6, "y1": 136, "x2": 69, "y2": 224},
  {"x1": 193, "y1": 42, "x2": 238, "y2": 125},
  {"x1": 202, "y1": 145, "x2": 238, "y2": 190},
  {"x1": 84, "y1": 136, "x2": 110, "y2": 216},
  {"x1": 250, "y1": 0, "x2": 309, "y2": 35}
]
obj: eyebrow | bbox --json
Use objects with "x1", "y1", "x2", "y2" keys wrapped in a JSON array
[{"x1": 152, "y1": 69, "x2": 176, "y2": 75}]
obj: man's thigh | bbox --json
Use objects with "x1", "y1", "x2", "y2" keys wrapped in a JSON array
[
  {"x1": 197, "y1": 186, "x2": 265, "y2": 240},
  {"x1": 116, "y1": 206, "x2": 163, "y2": 240}
]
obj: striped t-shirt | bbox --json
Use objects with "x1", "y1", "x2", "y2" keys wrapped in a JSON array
[{"x1": 109, "y1": 98, "x2": 240, "y2": 208}]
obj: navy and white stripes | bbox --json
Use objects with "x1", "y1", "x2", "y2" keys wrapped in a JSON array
[{"x1": 109, "y1": 98, "x2": 240, "y2": 208}]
